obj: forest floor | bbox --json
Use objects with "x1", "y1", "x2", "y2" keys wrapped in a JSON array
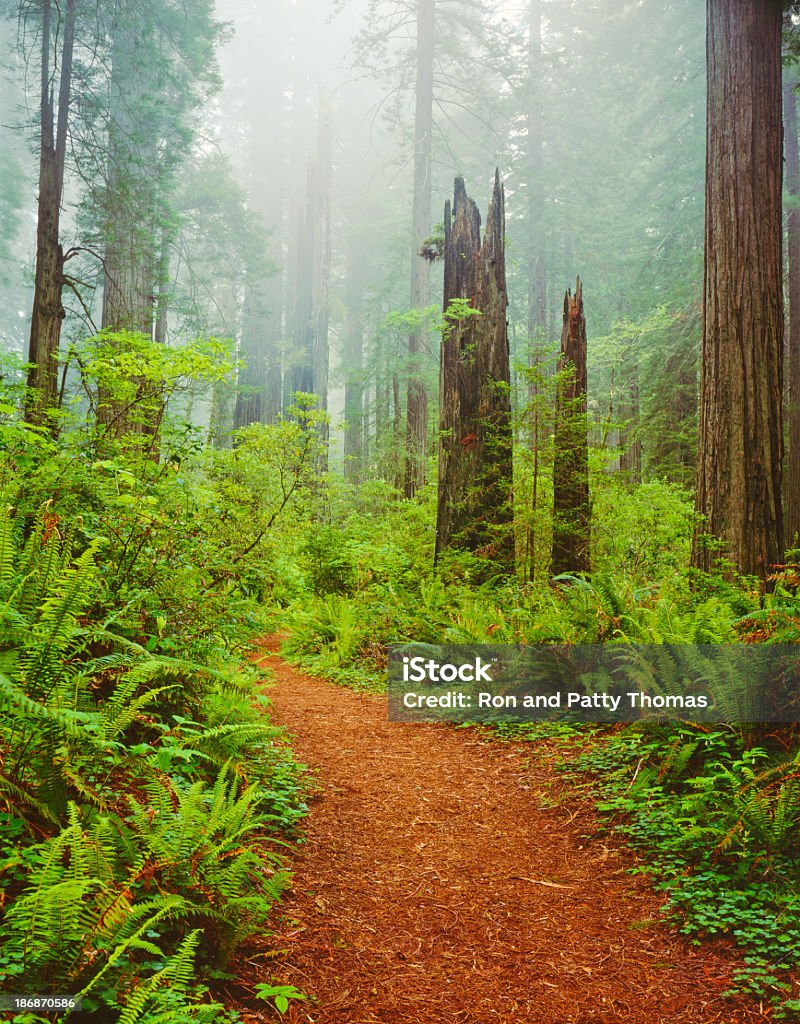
[{"x1": 236, "y1": 645, "x2": 771, "y2": 1024}]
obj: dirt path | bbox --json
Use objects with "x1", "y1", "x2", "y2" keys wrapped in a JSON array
[{"x1": 245, "y1": 649, "x2": 767, "y2": 1024}]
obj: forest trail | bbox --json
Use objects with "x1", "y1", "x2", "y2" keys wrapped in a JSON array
[{"x1": 247, "y1": 647, "x2": 766, "y2": 1024}]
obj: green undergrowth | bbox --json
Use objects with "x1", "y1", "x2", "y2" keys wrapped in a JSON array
[
  {"x1": 551, "y1": 722, "x2": 800, "y2": 1019},
  {"x1": 0, "y1": 498, "x2": 307, "y2": 1023},
  {"x1": 0, "y1": 356, "x2": 317, "y2": 1023},
  {"x1": 274, "y1": 487, "x2": 800, "y2": 1019}
]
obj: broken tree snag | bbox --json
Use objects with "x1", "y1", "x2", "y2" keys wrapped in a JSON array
[
  {"x1": 552, "y1": 279, "x2": 590, "y2": 575},
  {"x1": 434, "y1": 172, "x2": 514, "y2": 577}
]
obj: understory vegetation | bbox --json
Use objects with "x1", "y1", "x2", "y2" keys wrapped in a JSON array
[
  {"x1": 0, "y1": 340, "x2": 312, "y2": 1022},
  {"x1": 4, "y1": 335, "x2": 800, "y2": 1020},
  {"x1": 275, "y1": 463, "x2": 800, "y2": 1019}
]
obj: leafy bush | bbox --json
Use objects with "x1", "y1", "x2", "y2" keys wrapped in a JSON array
[{"x1": 0, "y1": 362, "x2": 308, "y2": 1021}]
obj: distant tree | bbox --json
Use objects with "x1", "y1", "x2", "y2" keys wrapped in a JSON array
[
  {"x1": 525, "y1": 0, "x2": 546, "y2": 370},
  {"x1": 405, "y1": 0, "x2": 434, "y2": 498},
  {"x1": 92, "y1": 0, "x2": 222, "y2": 436},
  {"x1": 552, "y1": 279, "x2": 590, "y2": 576},
  {"x1": 0, "y1": 10, "x2": 30, "y2": 354},
  {"x1": 693, "y1": 0, "x2": 784, "y2": 578},
  {"x1": 288, "y1": 112, "x2": 332, "y2": 467},
  {"x1": 435, "y1": 173, "x2": 514, "y2": 576},
  {"x1": 343, "y1": 246, "x2": 367, "y2": 482},
  {"x1": 351, "y1": 0, "x2": 507, "y2": 495}
]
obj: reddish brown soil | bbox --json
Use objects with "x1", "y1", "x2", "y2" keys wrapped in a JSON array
[{"x1": 241, "y1": 649, "x2": 770, "y2": 1023}]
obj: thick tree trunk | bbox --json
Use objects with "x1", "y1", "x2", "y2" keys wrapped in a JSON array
[
  {"x1": 552, "y1": 279, "x2": 590, "y2": 576},
  {"x1": 404, "y1": 0, "x2": 434, "y2": 498},
  {"x1": 435, "y1": 173, "x2": 514, "y2": 576},
  {"x1": 693, "y1": 0, "x2": 784, "y2": 578},
  {"x1": 785, "y1": 71, "x2": 800, "y2": 547},
  {"x1": 25, "y1": 0, "x2": 75, "y2": 426}
]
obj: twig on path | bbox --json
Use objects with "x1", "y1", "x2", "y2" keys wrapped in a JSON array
[{"x1": 508, "y1": 876, "x2": 576, "y2": 891}]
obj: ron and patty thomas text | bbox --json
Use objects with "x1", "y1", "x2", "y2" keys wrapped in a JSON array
[
  {"x1": 401, "y1": 690, "x2": 710, "y2": 711},
  {"x1": 396, "y1": 655, "x2": 711, "y2": 711}
]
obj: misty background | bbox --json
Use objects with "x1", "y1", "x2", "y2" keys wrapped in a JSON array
[{"x1": 0, "y1": 0, "x2": 704, "y2": 482}]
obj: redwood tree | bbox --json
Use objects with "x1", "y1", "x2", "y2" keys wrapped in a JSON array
[
  {"x1": 785, "y1": 67, "x2": 800, "y2": 547},
  {"x1": 288, "y1": 112, "x2": 332, "y2": 467},
  {"x1": 693, "y1": 0, "x2": 784, "y2": 578},
  {"x1": 435, "y1": 173, "x2": 514, "y2": 575},
  {"x1": 404, "y1": 0, "x2": 435, "y2": 498},
  {"x1": 25, "y1": 0, "x2": 75, "y2": 424}
]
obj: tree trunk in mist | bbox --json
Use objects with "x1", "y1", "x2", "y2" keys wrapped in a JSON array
[
  {"x1": 101, "y1": 16, "x2": 155, "y2": 339},
  {"x1": 208, "y1": 279, "x2": 238, "y2": 448},
  {"x1": 526, "y1": 0, "x2": 547, "y2": 379},
  {"x1": 619, "y1": 363, "x2": 642, "y2": 485},
  {"x1": 154, "y1": 221, "x2": 171, "y2": 346},
  {"x1": 404, "y1": 0, "x2": 434, "y2": 498},
  {"x1": 693, "y1": 0, "x2": 784, "y2": 578},
  {"x1": 98, "y1": 15, "x2": 159, "y2": 441},
  {"x1": 344, "y1": 251, "x2": 365, "y2": 482},
  {"x1": 785, "y1": 70, "x2": 800, "y2": 547},
  {"x1": 232, "y1": 268, "x2": 282, "y2": 428},
  {"x1": 290, "y1": 113, "x2": 331, "y2": 467},
  {"x1": 234, "y1": 275, "x2": 283, "y2": 430},
  {"x1": 25, "y1": 0, "x2": 75, "y2": 426},
  {"x1": 234, "y1": 282, "x2": 268, "y2": 428},
  {"x1": 552, "y1": 279, "x2": 590, "y2": 576},
  {"x1": 435, "y1": 173, "x2": 514, "y2": 576}
]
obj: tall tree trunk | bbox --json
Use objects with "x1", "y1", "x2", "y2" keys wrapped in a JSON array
[
  {"x1": 693, "y1": 0, "x2": 784, "y2": 578},
  {"x1": 289, "y1": 112, "x2": 331, "y2": 469},
  {"x1": 552, "y1": 279, "x2": 590, "y2": 575},
  {"x1": 526, "y1": 0, "x2": 547, "y2": 375},
  {"x1": 619, "y1": 364, "x2": 642, "y2": 485},
  {"x1": 785, "y1": 70, "x2": 800, "y2": 546},
  {"x1": 435, "y1": 173, "x2": 514, "y2": 576},
  {"x1": 101, "y1": 16, "x2": 155, "y2": 338},
  {"x1": 98, "y1": 14, "x2": 158, "y2": 440},
  {"x1": 208, "y1": 278, "x2": 238, "y2": 448},
  {"x1": 154, "y1": 223, "x2": 170, "y2": 346},
  {"x1": 404, "y1": 0, "x2": 434, "y2": 498},
  {"x1": 234, "y1": 282, "x2": 267, "y2": 428},
  {"x1": 25, "y1": 0, "x2": 75, "y2": 425},
  {"x1": 344, "y1": 250, "x2": 365, "y2": 483}
]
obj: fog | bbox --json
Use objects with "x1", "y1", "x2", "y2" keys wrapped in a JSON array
[{"x1": 0, "y1": 0, "x2": 705, "y2": 477}]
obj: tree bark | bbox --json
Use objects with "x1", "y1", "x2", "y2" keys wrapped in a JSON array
[
  {"x1": 785, "y1": 70, "x2": 800, "y2": 547},
  {"x1": 25, "y1": 0, "x2": 75, "y2": 426},
  {"x1": 289, "y1": 112, "x2": 331, "y2": 468},
  {"x1": 693, "y1": 0, "x2": 784, "y2": 578},
  {"x1": 619, "y1": 362, "x2": 642, "y2": 485},
  {"x1": 344, "y1": 249, "x2": 365, "y2": 483},
  {"x1": 526, "y1": 0, "x2": 547, "y2": 374},
  {"x1": 101, "y1": 14, "x2": 155, "y2": 339},
  {"x1": 552, "y1": 279, "x2": 590, "y2": 576},
  {"x1": 404, "y1": 0, "x2": 434, "y2": 498},
  {"x1": 435, "y1": 173, "x2": 514, "y2": 576},
  {"x1": 234, "y1": 281, "x2": 268, "y2": 428}
]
